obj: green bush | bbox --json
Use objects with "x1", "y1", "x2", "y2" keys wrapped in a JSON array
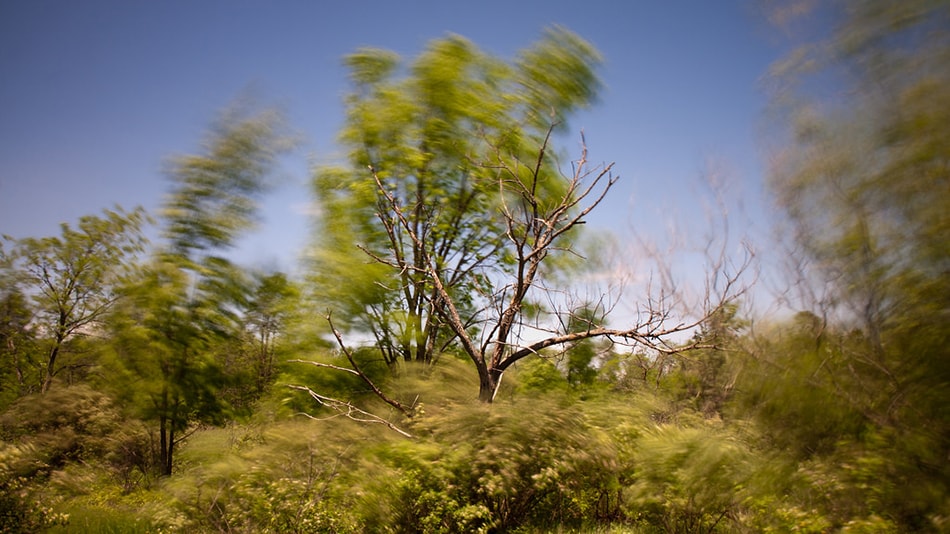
[
  {"x1": 0, "y1": 442, "x2": 69, "y2": 533},
  {"x1": 364, "y1": 392, "x2": 626, "y2": 532},
  {"x1": 625, "y1": 422, "x2": 758, "y2": 532},
  {"x1": 165, "y1": 422, "x2": 366, "y2": 533},
  {"x1": 0, "y1": 385, "x2": 122, "y2": 470}
]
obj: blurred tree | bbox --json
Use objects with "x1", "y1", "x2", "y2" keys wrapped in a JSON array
[
  {"x1": 0, "y1": 289, "x2": 35, "y2": 406},
  {"x1": 212, "y1": 271, "x2": 301, "y2": 412},
  {"x1": 564, "y1": 306, "x2": 605, "y2": 388},
  {"x1": 310, "y1": 28, "x2": 744, "y2": 403},
  {"x1": 765, "y1": 0, "x2": 950, "y2": 528},
  {"x1": 668, "y1": 302, "x2": 746, "y2": 416},
  {"x1": 309, "y1": 27, "x2": 601, "y2": 368},
  {"x1": 109, "y1": 258, "x2": 235, "y2": 476},
  {"x1": 0, "y1": 207, "x2": 147, "y2": 394},
  {"x1": 108, "y1": 104, "x2": 292, "y2": 476},
  {"x1": 243, "y1": 271, "x2": 299, "y2": 395}
]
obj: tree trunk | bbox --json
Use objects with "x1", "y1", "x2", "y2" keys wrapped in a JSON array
[
  {"x1": 478, "y1": 367, "x2": 503, "y2": 403},
  {"x1": 41, "y1": 342, "x2": 61, "y2": 393},
  {"x1": 165, "y1": 426, "x2": 175, "y2": 476},
  {"x1": 159, "y1": 414, "x2": 169, "y2": 475}
]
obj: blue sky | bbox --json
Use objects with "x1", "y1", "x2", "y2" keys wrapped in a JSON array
[{"x1": 0, "y1": 0, "x2": 783, "y2": 277}]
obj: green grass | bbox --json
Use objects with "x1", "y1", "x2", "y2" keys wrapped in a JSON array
[{"x1": 45, "y1": 505, "x2": 161, "y2": 534}]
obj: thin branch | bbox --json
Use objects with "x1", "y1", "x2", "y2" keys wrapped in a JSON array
[
  {"x1": 325, "y1": 311, "x2": 413, "y2": 416},
  {"x1": 369, "y1": 168, "x2": 485, "y2": 366},
  {"x1": 497, "y1": 321, "x2": 712, "y2": 373},
  {"x1": 287, "y1": 359, "x2": 362, "y2": 377},
  {"x1": 288, "y1": 385, "x2": 413, "y2": 439}
]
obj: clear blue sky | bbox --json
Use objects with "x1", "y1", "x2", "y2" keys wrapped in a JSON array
[{"x1": 0, "y1": 0, "x2": 782, "y2": 274}]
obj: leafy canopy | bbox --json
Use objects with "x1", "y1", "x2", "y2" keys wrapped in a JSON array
[{"x1": 309, "y1": 27, "x2": 602, "y2": 366}]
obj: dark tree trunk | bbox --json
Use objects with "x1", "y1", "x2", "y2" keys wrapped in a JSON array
[
  {"x1": 165, "y1": 427, "x2": 175, "y2": 476},
  {"x1": 159, "y1": 414, "x2": 169, "y2": 475},
  {"x1": 477, "y1": 367, "x2": 503, "y2": 403},
  {"x1": 41, "y1": 337, "x2": 63, "y2": 393}
]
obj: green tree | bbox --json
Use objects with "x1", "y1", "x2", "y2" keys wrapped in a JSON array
[
  {"x1": 243, "y1": 271, "x2": 299, "y2": 395},
  {"x1": 109, "y1": 258, "x2": 234, "y2": 477},
  {"x1": 0, "y1": 289, "x2": 35, "y2": 405},
  {"x1": 211, "y1": 271, "x2": 301, "y2": 411},
  {"x1": 564, "y1": 306, "x2": 605, "y2": 389},
  {"x1": 310, "y1": 28, "x2": 742, "y2": 403},
  {"x1": 108, "y1": 104, "x2": 291, "y2": 476},
  {"x1": 765, "y1": 0, "x2": 950, "y2": 528},
  {"x1": 0, "y1": 207, "x2": 148, "y2": 394},
  {"x1": 310, "y1": 27, "x2": 601, "y2": 369},
  {"x1": 666, "y1": 302, "x2": 746, "y2": 416}
]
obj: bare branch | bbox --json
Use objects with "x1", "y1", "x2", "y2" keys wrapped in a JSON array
[
  {"x1": 287, "y1": 359, "x2": 362, "y2": 377},
  {"x1": 288, "y1": 385, "x2": 413, "y2": 439},
  {"x1": 369, "y1": 168, "x2": 486, "y2": 367},
  {"x1": 325, "y1": 311, "x2": 413, "y2": 416},
  {"x1": 332, "y1": 124, "x2": 751, "y2": 402}
]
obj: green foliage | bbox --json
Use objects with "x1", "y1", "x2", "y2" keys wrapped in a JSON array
[
  {"x1": 365, "y1": 391, "x2": 626, "y2": 532},
  {"x1": 276, "y1": 346, "x2": 398, "y2": 418},
  {"x1": 511, "y1": 356, "x2": 569, "y2": 394},
  {"x1": 732, "y1": 316, "x2": 865, "y2": 457},
  {"x1": 7, "y1": 357, "x2": 933, "y2": 533},
  {"x1": 162, "y1": 105, "x2": 294, "y2": 257},
  {"x1": 104, "y1": 102, "x2": 292, "y2": 477},
  {"x1": 0, "y1": 206, "x2": 148, "y2": 393},
  {"x1": 44, "y1": 504, "x2": 162, "y2": 534},
  {"x1": 0, "y1": 385, "x2": 154, "y2": 532},
  {"x1": 309, "y1": 27, "x2": 602, "y2": 366},
  {"x1": 107, "y1": 258, "x2": 232, "y2": 414},
  {"x1": 657, "y1": 303, "x2": 747, "y2": 416},
  {"x1": 31, "y1": 461, "x2": 180, "y2": 533},
  {"x1": 763, "y1": 1, "x2": 950, "y2": 529},
  {"x1": 515, "y1": 25, "x2": 602, "y2": 129},
  {"x1": 0, "y1": 442, "x2": 69, "y2": 533},
  {"x1": 244, "y1": 272, "x2": 300, "y2": 390},
  {"x1": 0, "y1": 385, "x2": 125, "y2": 472},
  {"x1": 0, "y1": 289, "x2": 36, "y2": 408},
  {"x1": 164, "y1": 422, "x2": 367, "y2": 533},
  {"x1": 626, "y1": 423, "x2": 757, "y2": 533},
  {"x1": 207, "y1": 271, "x2": 303, "y2": 415},
  {"x1": 530, "y1": 306, "x2": 608, "y2": 390}
]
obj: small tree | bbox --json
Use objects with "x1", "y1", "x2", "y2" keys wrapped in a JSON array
[
  {"x1": 109, "y1": 104, "x2": 292, "y2": 475},
  {"x1": 310, "y1": 27, "x2": 602, "y2": 369},
  {"x1": 0, "y1": 207, "x2": 147, "y2": 393},
  {"x1": 0, "y1": 289, "x2": 36, "y2": 404},
  {"x1": 243, "y1": 271, "x2": 298, "y2": 394}
]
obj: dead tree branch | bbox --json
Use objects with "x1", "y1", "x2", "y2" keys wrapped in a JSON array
[
  {"x1": 288, "y1": 385, "x2": 413, "y2": 439},
  {"x1": 325, "y1": 311, "x2": 413, "y2": 416}
]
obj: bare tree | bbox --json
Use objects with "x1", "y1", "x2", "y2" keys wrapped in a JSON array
[
  {"x1": 305, "y1": 30, "x2": 747, "y2": 410},
  {"x1": 362, "y1": 127, "x2": 745, "y2": 402}
]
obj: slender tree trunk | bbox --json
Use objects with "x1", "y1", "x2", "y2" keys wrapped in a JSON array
[
  {"x1": 158, "y1": 384, "x2": 176, "y2": 476},
  {"x1": 13, "y1": 356, "x2": 25, "y2": 389},
  {"x1": 256, "y1": 329, "x2": 272, "y2": 394},
  {"x1": 159, "y1": 413, "x2": 168, "y2": 475},
  {"x1": 41, "y1": 343, "x2": 60, "y2": 393},
  {"x1": 165, "y1": 426, "x2": 175, "y2": 476}
]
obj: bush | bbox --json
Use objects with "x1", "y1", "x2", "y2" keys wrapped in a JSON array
[
  {"x1": 166, "y1": 422, "x2": 365, "y2": 533},
  {"x1": 366, "y1": 392, "x2": 626, "y2": 532},
  {"x1": 625, "y1": 422, "x2": 758, "y2": 532},
  {"x1": 0, "y1": 442, "x2": 69, "y2": 533}
]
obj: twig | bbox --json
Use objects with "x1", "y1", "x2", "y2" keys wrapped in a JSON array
[{"x1": 288, "y1": 385, "x2": 413, "y2": 439}]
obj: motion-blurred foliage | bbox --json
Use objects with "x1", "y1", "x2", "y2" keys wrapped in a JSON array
[{"x1": 1, "y1": 6, "x2": 949, "y2": 531}]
